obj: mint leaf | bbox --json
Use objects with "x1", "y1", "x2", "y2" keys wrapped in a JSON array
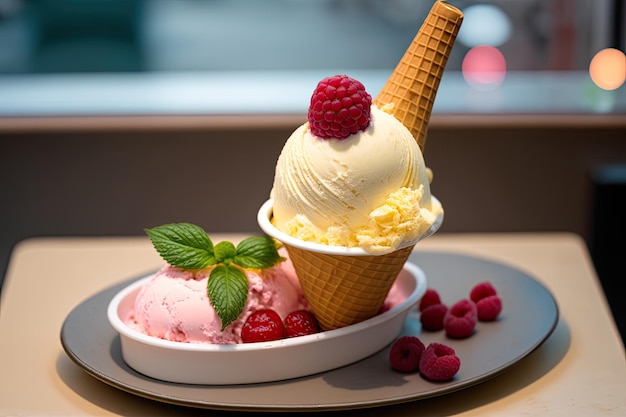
[
  {"x1": 234, "y1": 236, "x2": 285, "y2": 269},
  {"x1": 214, "y1": 241, "x2": 236, "y2": 265},
  {"x1": 207, "y1": 265, "x2": 249, "y2": 330},
  {"x1": 145, "y1": 223, "x2": 216, "y2": 270},
  {"x1": 145, "y1": 222, "x2": 287, "y2": 333}
]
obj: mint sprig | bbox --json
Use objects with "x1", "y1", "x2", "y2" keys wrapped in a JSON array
[{"x1": 145, "y1": 223, "x2": 284, "y2": 330}]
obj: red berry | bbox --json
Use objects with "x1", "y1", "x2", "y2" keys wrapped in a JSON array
[
  {"x1": 476, "y1": 295, "x2": 503, "y2": 321},
  {"x1": 241, "y1": 309, "x2": 284, "y2": 343},
  {"x1": 444, "y1": 299, "x2": 477, "y2": 339},
  {"x1": 307, "y1": 75, "x2": 372, "y2": 139},
  {"x1": 283, "y1": 310, "x2": 320, "y2": 338},
  {"x1": 389, "y1": 336, "x2": 425, "y2": 372},
  {"x1": 470, "y1": 281, "x2": 497, "y2": 303},
  {"x1": 379, "y1": 302, "x2": 392, "y2": 314},
  {"x1": 418, "y1": 288, "x2": 442, "y2": 312},
  {"x1": 420, "y1": 303, "x2": 448, "y2": 331},
  {"x1": 419, "y1": 343, "x2": 461, "y2": 381}
]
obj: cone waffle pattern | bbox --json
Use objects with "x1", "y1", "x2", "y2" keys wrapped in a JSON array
[
  {"x1": 374, "y1": 1, "x2": 463, "y2": 150},
  {"x1": 284, "y1": 244, "x2": 415, "y2": 330}
]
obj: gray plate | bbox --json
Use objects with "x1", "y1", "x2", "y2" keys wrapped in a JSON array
[{"x1": 60, "y1": 251, "x2": 559, "y2": 412}]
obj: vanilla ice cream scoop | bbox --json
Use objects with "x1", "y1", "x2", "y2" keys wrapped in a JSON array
[{"x1": 270, "y1": 105, "x2": 441, "y2": 254}]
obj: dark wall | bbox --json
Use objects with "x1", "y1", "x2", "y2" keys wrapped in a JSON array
[{"x1": 2, "y1": 118, "x2": 626, "y2": 292}]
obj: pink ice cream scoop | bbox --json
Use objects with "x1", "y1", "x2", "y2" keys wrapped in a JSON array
[{"x1": 127, "y1": 256, "x2": 308, "y2": 344}]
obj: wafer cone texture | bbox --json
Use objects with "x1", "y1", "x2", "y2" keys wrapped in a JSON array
[
  {"x1": 374, "y1": 1, "x2": 463, "y2": 150},
  {"x1": 284, "y1": 244, "x2": 415, "y2": 330}
]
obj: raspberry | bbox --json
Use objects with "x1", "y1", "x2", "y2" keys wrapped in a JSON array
[
  {"x1": 418, "y1": 288, "x2": 442, "y2": 312},
  {"x1": 241, "y1": 309, "x2": 284, "y2": 343},
  {"x1": 476, "y1": 295, "x2": 503, "y2": 321},
  {"x1": 307, "y1": 74, "x2": 372, "y2": 139},
  {"x1": 470, "y1": 281, "x2": 497, "y2": 303},
  {"x1": 389, "y1": 336, "x2": 425, "y2": 372},
  {"x1": 283, "y1": 310, "x2": 320, "y2": 338},
  {"x1": 444, "y1": 299, "x2": 477, "y2": 339},
  {"x1": 419, "y1": 343, "x2": 461, "y2": 381},
  {"x1": 379, "y1": 302, "x2": 392, "y2": 314},
  {"x1": 420, "y1": 303, "x2": 448, "y2": 331}
]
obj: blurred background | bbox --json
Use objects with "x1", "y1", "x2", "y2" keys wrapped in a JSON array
[
  {"x1": 0, "y1": 0, "x2": 625, "y2": 339},
  {"x1": 0, "y1": 0, "x2": 624, "y2": 113},
  {"x1": 0, "y1": 0, "x2": 623, "y2": 73}
]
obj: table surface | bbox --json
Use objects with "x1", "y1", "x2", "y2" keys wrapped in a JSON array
[{"x1": 1, "y1": 233, "x2": 624, "y2": 416}]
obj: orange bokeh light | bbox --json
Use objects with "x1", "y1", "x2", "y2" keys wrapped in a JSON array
[{"x1": 589, "y1": 48, "x2": 626, "y2": 91}]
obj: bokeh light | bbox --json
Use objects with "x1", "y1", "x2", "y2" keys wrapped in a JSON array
[
  {"x1": 462, "y1": 46, "x2": 507, "y2": 91},
  {"x1": 589, "y1": 48, "x2": 626, "y2": 91},
  {"x1": 457, "y1": 4, "x2": 512, "y2": 48}
]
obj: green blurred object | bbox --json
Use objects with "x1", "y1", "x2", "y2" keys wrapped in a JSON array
[{"x1": 30, "y1": 0, "x2": 144, "y2": 72}]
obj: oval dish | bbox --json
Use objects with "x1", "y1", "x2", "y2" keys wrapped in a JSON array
[{"x1": 107, "y1": 262, "x2": 427, "y2": 385}]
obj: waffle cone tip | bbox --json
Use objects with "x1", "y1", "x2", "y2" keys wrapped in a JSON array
[
  {"x1": 374, "y1": 0, "x2": 464, "y2": 150},
  {"x1": 285, "y1": 244, "x2": 415, "y2": 330}
]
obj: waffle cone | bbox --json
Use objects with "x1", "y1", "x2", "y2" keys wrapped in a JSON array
[
  {"x1": 374, "y1": 0, "x2": 463, "y2": 150},
  {"x1": 284, "y1": 243, "x2": 415, "y2": 331}
]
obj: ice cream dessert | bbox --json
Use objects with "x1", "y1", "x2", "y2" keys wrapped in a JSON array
[
  {"x1": 121, "y1": 222, "x2": 320, "y2": 344},
  {"x1": 258, "y1": 0, "x2": 463, "y2": 330},
  {"x1": 270, "y1": 83, "x2": 439, "y2": 255},
  {"x1": 126, "y1": 252, "x2": 307, "y2": 344}
]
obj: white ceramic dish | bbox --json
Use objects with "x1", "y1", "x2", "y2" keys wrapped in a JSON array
[
  {"x1": 107, "y1": 261, "x2": 427, "y2": 385},
  {"x1": 257, "y1": 196, "x2": 444, "y2": 255}
]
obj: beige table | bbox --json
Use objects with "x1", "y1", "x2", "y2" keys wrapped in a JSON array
[{"x1": 1, "y1": 233, "x2": 624, "y2": 416}]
